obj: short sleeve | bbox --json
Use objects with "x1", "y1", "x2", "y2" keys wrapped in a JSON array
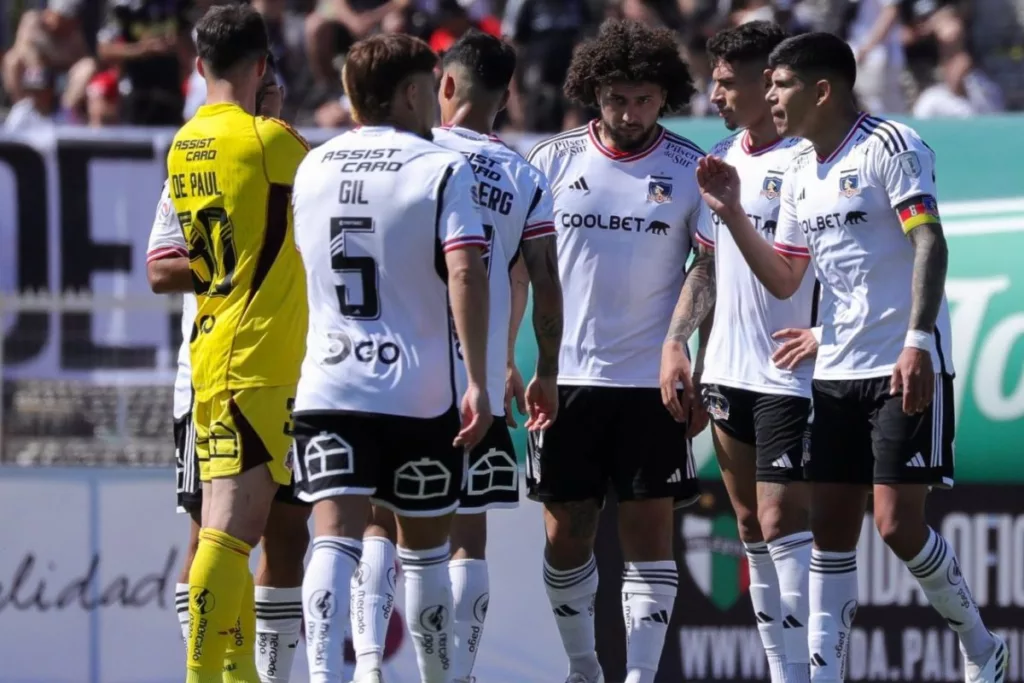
[
  {"x1": 259, "y1": 118, "x2": 310, "y2": 186},
  {"x1": 146, "y1": 181, "x2": 187, "y2": 263},
  {"x1": 695, "y1": 202, "x2": 715, "y2": 250},
  {"x1": 522, "y1": 172, "x2": 556, "y2": 241},
  {"x1": 875, "y1": 129, "x2": 938, "y2": 210},
  {"x1": 773, "y1": 170, "x2": 809, "y2": 258},
  {"x1": 440, "y1": 160, "x2": 488, "y2": 253}
]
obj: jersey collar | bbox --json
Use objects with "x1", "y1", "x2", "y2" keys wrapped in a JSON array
[
  {"x1": 818, "y1": 112, "x2": 868, "y2": 164},
  {"x1": 587, "y1": 119, "x2": 666, "y2": 162},
  {"x1": 741, "y1": 130, "x2": 785, "y2": 156}
]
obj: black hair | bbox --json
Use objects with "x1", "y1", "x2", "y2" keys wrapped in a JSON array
[
  {"x1": 195, "y1": 3, "x2": 269, "y2": 77},
  {"x1": 706, "y1": 21, "x2": 790, "y2": 69},
  {"x1": 440, "y1": 30, "x2": 517, "y2": 93},
  {"x1": 564, "y1": 19, "x2": 696, "y2": 114},
  {"x1": 768, "y1": 32, "x2": 857, "y2": 88}
]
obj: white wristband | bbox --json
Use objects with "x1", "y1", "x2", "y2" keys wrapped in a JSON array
[{"x1": 905, "y1": 330, "x2": 932, "y2": 350}]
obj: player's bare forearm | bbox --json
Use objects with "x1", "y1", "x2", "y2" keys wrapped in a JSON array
[
  {"x1": 508, "y1": 256, "x2": 530, "y2": 363},
  {"x1": 906, "y1": 222, "x2": 949, "y2": 333},
  {"x1": 521, "y1": 236, "x2": 563, "y2": 377},
  {"x1": 448, "y1": 248, "x2": 491, "y2": 388},
  {"x1": 666, "y1": 247, "x2": 715, "y2": 346},
  {"x1": 695, "y1": 303, "x2": 715, "y2": 376},
  {"x1": 147, "y1": 257, "x2": 193, "y2": 294},
  {"x1": 719, "y1": 209, "x2": 806, "y2": 299}
]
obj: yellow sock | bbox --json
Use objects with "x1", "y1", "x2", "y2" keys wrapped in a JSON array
[
  {"x1": 185, "y1": 528, "x2": 252, "y2": 683},
  {"x1": 223, "y1": 570, "x2": 259, "y2": 683}
]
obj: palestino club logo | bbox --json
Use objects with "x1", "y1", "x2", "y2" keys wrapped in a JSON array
[
  {"x1": 680, "y1": 492, "x2": 749, "y2": 611},
  {"x1": 301, "y1": 559, "x2": 406, "y2": 663}
]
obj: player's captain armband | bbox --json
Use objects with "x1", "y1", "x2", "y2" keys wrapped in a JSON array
[{"x1": 896, "y1": 195, "x2": 941, "y2": 234}]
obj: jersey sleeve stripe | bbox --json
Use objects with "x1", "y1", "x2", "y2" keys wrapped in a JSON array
[
  {"x1": 866, "y1": 116, "x2": 908, "y2": 151},
  {"x1": 267, "y1": 117, "x2": 311, "y2": 151},
  {"x1": 695, "y1": 232, "x2": 715, "y2": 249},
  {"x1": 248, "y1": 183, "x2": 291, "y2": 299},
  {"x1": 522, "y1": 221, "x2": 556, "y2": 240},
  {"x1": 147, "y1": 245, "x2": 189, "y2": 263},
  {"x1": 527, "y1": 186, "x2": 543, "y2": 217},
  {"x1": 774, "y1": 242, "x2": 810, "y2": 258},
  {"x1": 442, "y1": 235, "x2": 489, "y2": 252}
]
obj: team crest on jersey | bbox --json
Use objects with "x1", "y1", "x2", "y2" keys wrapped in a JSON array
[
  {"x1": 647, "y1": 177, "x2": 673, "y2": 204},
  {"x1": 760, "y1": 175, "x2": 783, "y2": 201},
  {"x1": 839, "y1": 172, "x2": 861, "y2": 198},
  {"x1": 703, "y1": 387, "x2": 730, "y2": 421}
]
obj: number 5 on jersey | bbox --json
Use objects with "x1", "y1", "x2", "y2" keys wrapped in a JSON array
[
  {"x1": 179, "y1": 208, "x2": 237, "y2": 297},
  {"x1": 331, "y1": 217, "x2": 380, "y2": 320}
]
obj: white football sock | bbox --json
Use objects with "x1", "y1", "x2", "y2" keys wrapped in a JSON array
[
  {"x1": 449, "y1": 558, "x2": 489, "y2": 681},
  {"x1": 808, "y1": 549, "x2": 858, "y2": 683},
  {"x1": 351, "y1": 536, "x2": 397, "y2": 679},
  {"x1": 544, "y1": 555, "x2": 602, "y2": 681},
  {"x1": 174, "y1": 582, "x2": 190, "y2": 645},
  {"x1": 769, "y1": 532, "x2": 814, "y2": 683},
  {"x1": 399, "y1": 543, "x2": 455, "y2": 683},
  {"x1": 745, "y1": 542, "x2": 787, "y2": 683},
  {"x1": 622, "y1": 560, "x2": 678, "y2": 683},
  {"x1": 905, "y1": 527, "x2": 995, "y2": 662},
  {"x1": 254, "y1": 586, "x2": 303, "y2": 682},
  {"x1": 303, "y1": 536, "x2": 362, "y2": 683}
]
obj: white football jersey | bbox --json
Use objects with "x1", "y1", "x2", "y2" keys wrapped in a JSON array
[
  {"x1": 292, "y1": 126, "x2": 487, "y2": 418},
  {"x1": 432, "y1": 126, "x2": 556, "y2": 414},
  {"x1": 698, "y1": 132, "x2": 819, "y2": 397},
  {"x1": 774, "y1": 114, "x2": 954, "y2": 380},
  {"x1": 528, "y1": 121, "x2": 704, "y2": 387},
  {"x1": 146, "y1": 180, "x2": 195, "y2": 420}
]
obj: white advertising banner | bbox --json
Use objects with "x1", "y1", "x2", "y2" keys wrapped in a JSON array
[{"x1": 0, "y1": 467, "x2": 563, "y2": 683}]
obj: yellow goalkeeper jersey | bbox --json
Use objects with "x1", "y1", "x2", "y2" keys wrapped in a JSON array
[{"x1": 167, "y1": 102, "x2": 309, "y2": 400}]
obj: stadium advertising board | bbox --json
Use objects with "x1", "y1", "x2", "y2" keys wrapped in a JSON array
[
  {"x1": 0, "y1": 467, "x2": 564, "y2": 683},
  {"x1": 592, "y1": 482, "x2": 1024, "y2": 683}
]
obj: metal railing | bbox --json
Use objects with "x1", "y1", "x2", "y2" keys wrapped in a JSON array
[{"x1": 1, "y1": 291, "x2": 185, "y2": 466}]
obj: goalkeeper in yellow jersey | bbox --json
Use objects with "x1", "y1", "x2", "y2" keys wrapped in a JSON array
[{"x1": 165, "y1": 5, "x2": 309, "y2": 682}]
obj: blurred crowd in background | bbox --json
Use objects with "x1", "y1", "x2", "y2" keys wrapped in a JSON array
[{"x1": 1, "y1": 0, "x2": 1023, "y2": 134}]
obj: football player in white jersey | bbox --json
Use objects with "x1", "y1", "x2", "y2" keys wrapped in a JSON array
[
  {"x1": 525, "y1": 19, "x2": 706, "y2": 683},
  {"x1": 662, "y1": 22, "x2": 817, "y2": 683},
  {"x1": 145, "y1": 55, "x2": 310, "y2": 683},
  {"x1": 290, "y1": 34, "x2": 492, "y2": 683},
  {"x1": 345, "y1": 31, "x2": 564, "y2": 683},
  {"x1": 698, "y1": 32, "x2": 1006, "y2": 683}
]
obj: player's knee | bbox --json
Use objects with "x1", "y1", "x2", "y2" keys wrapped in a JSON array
[
  {"x1": 179, "y1": 512, "x2": 202, "y2": 583},
  {"x1": 450, "y1": 513, "x2": 487, "y2": 560},
  {"x1": 809, "y1": 486, "x2": 866, "y2": 552},
  {"x1": 395, "y1": 513, "x2": 454, "y2": 551},
  {"x1": 757, "y1": 488, "x2": 808, "y2": 543},
  {"x1": 617, "y1": 498, "x2": 674, "y2": 561},
  {"x1": 873, "y1": 496, "x2": 927, "y2": 559},
  {"x1": 735, "y1": 506, "x2": 764, "y2": 545},
  {"x1": 544, "y1": 501, "x2": 599, "y2": 568},
  {"x1": 311, "y1": 496, "x2": 371, "y2": 540},
  {"x1": 263, "y1": 504, "x2": 311, "y2": 575}
]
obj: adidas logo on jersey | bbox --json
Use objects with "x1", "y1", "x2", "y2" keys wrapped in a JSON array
[
  {"x1": 771, "y1": 454, "x2": 793, "y2": 469},
  {"x1": 666, "y1": 469, "x2": 682, "y2": 483},
  {"x1": 907, "y1": 453, "x2": 927, "y2": 468},
  {"x1": 568, "y1": 177, "x2": 590, "y2": 192},
  {"x1": 798, "y1": 188, "x2": 806, "y2": 200}
]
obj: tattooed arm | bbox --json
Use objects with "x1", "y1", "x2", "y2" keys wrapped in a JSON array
[
  {"x1": 905, "y1": 221, "x2": 949, "y2": 334},
  {"x1": 520, "y1": 235, "x2": 563, "y2": 377},
  {"x1": 665, "y1": 244, "x2": 717, "y2": 347}
]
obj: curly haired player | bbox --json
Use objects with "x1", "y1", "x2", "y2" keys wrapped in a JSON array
[{"x1": 525, "y1": 19, "x2": 709, "y2": 683}]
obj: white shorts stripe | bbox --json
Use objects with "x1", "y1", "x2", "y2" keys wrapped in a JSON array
[{"x1": 933, "y1": 377, "x2": 939, "y2": 468}]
